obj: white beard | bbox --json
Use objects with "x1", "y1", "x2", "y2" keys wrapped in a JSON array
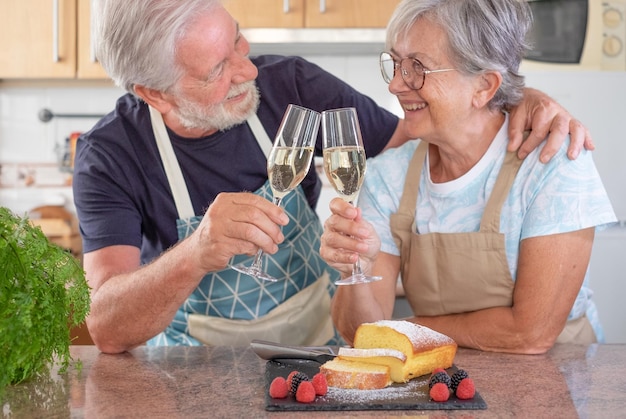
[{"x1": 174, "y1": 80, "x2": 260, "y2": 133}]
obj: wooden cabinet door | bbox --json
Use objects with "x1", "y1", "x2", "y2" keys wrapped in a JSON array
[
  {"x1": 223, "y1": 0, "x2": 305, "y2": 28},
  {"x1": 0, "y1": 0, "x2": 77, "y2": 78},
  {"x1": 304, "y1": 0, "x2": 401, "y2": 28},
  {"x1": 77, "y1": 0, "x2": 109, "y2": 79}
]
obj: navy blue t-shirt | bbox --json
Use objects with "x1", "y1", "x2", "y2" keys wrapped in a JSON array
[{"x1": 73, "y1": 55, "x2": 398, "y2": 264}]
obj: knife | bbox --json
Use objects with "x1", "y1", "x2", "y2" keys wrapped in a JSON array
[{"x1": 250, "y1": 339, "x2": 338, "y2": 363}]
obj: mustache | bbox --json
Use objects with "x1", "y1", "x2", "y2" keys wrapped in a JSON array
[{"x1": 226, "y1": 81, "x2": 256, "y2": 99}]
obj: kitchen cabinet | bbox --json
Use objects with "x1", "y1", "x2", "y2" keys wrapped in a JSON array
[
  {"x1": 0, "y1": 0, "x2": 108, "y2": 79},
  {"x1": 0, "y1": 0, "x2": 76, "y2": 78},
  {"x1": 224, "y1": 0, "x2": 305, "y2": 28},
  {"x1": 224, "y1": 0, "x2": 401, "y2": 28},
  {"x1": 304, "y1": 0, "x2": 401, "y2": 28},
  {"x1": 77, "y1": 0, "x2": 108, "y2": 79}
]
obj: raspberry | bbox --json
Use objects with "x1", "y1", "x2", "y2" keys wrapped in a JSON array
[
  {"x1": 450, "y1": 369, "x2": 469, "y2": 392},
  {"x1": 429, "y1": 382, "x2": 450, "y2": 402},
  {"x1": 455, "y1": 377, "x2": 475, "y2": 400},
  {"x1": 289, "y1": 371, "x2": 309, "y2": 394},
  {"x1": 428, "y1": 371, "x2": 451, "y2": 389},
  {"x1": 311, "y1": 372, "x2": 328, "y2": 396},
  {"x1": 269, "y1": 377, "x2": 289, "y2": 399},
  {"x1": 295, "y1": 381, "x2": 316, "y2": 403}
]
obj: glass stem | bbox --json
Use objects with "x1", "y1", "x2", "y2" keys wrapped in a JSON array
[
  {"x1": 250, "y1": 195, "x2": 283, "y2": 270},
  {"x1": 347, "y1": 199, "x2": 364, "y2": 277},
  {"x1": 250, "y1": 248, "x2": 264, "y2": 271},
  {"x1": 352, "y1": 257, "x2": 364, "y2": 276}
]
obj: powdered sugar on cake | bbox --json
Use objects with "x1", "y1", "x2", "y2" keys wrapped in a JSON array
[
  {"x1": 370, "y1": 320, "x2": 453, "y2": 347},
  {"x1": 320, "y1": 377, "x2": 428, "y2": 404}
]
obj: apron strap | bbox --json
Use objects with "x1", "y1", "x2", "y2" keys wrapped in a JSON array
[
  {"x1": 149, "y1": 106, "x2": 272, "y2": 219},
  {"x1": 397, "y1": 141, "x2": 428, "y2": 231},
  {"x1": 479, "y1": 151, "x2": 523, "y2": 232},
  {"x1": 246, "y1": 112, "x2": 272, "y2": 159},
  {"x1": 479, "y1": 131, "x2": 528, "y2": 232},
  {"x1": 389, "y1": 141, "x2": 426, "y2": 275},
  {"x1": 149, "y1": 106, "x2": 196, "y2": 219}
]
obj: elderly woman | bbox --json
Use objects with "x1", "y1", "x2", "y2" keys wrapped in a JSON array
[{"x1": 320, "y1": 0, "x2": 616, "y2": 354}]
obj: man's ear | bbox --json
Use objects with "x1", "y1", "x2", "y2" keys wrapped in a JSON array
[
  {"x1": 472, "y1": 71, "x2": 502, "y2": 108},
  {"x1": 133, "y1": 85, "x2": 174, "y2": 114}
]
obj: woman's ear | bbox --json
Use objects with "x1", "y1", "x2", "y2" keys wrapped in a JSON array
[
  {"x1": 133, "y1": 85, "x2": 174, "y2": 114},
  {"x1": 472, "y1": 71, "x2": 502, "y2": 108}
]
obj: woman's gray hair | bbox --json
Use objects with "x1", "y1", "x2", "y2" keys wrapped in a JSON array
[
  {"x1": 92, "y1": 0, "x2": 222, "y2": 94},
  {"x1": 386, "y1": 0, "x2": 532, "y2": 110}
]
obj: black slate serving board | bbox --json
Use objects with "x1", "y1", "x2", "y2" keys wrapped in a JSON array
[{"x1": 264, "y1": 358, "x2": 487, "y2": 412}]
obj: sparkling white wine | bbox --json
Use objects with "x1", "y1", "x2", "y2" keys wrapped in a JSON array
[
  {"x1": 323, "y1": 145, "x2": 366, "y2": 203},
  {"x1": 267, "y1": 146, "x2": 314, "y2": 199}
]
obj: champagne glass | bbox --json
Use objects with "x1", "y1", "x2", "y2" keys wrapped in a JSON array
[
  {"x1": 322, "y1": 107, "x2": 382, "y2": 286},
  {"x1": 232, "y1": 104, "x2": 321, "y2": 282}
]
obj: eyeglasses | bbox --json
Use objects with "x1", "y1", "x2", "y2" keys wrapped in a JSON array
[{"x1": 379, "y1": 52, "x2": 456, "y2": 90}]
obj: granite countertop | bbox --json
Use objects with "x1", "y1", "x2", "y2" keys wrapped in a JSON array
[{"x1": 2, "y1": 344, "x2": 625, "y2": 417}]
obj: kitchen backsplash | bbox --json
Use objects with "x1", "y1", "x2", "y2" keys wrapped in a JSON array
[
  {"x1": 0, "y1": 83, "x2": 123, "y2": 164},
  {"x1": 0, "y1": 80, "x2": 121, "y2": 214}
]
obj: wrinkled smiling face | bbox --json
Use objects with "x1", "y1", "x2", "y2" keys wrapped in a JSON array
[
  {"x1": 171, "y1": 6, "x2": 260, "y2": 135},
  {"x1": 388, "y1": 18, "x2": 471, "y2": 144}
]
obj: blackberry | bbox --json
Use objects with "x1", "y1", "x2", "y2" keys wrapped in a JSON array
[
  {"x1": 290, "y1": 372, "x2": 309, "y2": 394},
  {"x1": 428, "y1": 371, "x2": 451, "y2": 389},
  {"x1": 450, "y1": 369, "x2": 469, "y2": 391}
]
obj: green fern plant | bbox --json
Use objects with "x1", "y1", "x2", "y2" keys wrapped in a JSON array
[{"x1": 0, "y1": 207, "x2": 90, "y2": 393}]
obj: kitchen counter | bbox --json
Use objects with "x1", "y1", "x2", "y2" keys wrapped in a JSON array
[{"x1": 2, "y1": 344, "x2": 625, "y2": 418}]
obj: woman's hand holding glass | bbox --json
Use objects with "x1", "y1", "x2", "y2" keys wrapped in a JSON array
[
  {"x1": 321, "y1": 107, "x2": 382, "y2": 285},
  {"x1": 321, "y1": 197, "x2": 382, "y2": 282}
]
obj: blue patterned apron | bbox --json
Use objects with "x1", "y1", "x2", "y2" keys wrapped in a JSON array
[{"x1": 146, "y1": 107, "x2": 340, "y2": 346}]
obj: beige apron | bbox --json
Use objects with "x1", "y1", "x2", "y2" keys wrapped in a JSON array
[
  {"x1": 390, "y1": 141, "x2": 595, "y2": 344},
  {"x1": 188, "y1": 273, "x2": 334, "y2": 346},
  {"x1": 149, "y1": 106, "x2": 334, "y2": 346}
]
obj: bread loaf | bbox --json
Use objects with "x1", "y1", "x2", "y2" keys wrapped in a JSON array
[
  {"x1": 319, "y1": 358, "x2": 392, "y2": 390},
  {"x1": 354, "y1": 320, "x2": 457, "y2": 381},
  {"x1": 320, "y1": 320, "x2": 457, "y2": 389}
]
